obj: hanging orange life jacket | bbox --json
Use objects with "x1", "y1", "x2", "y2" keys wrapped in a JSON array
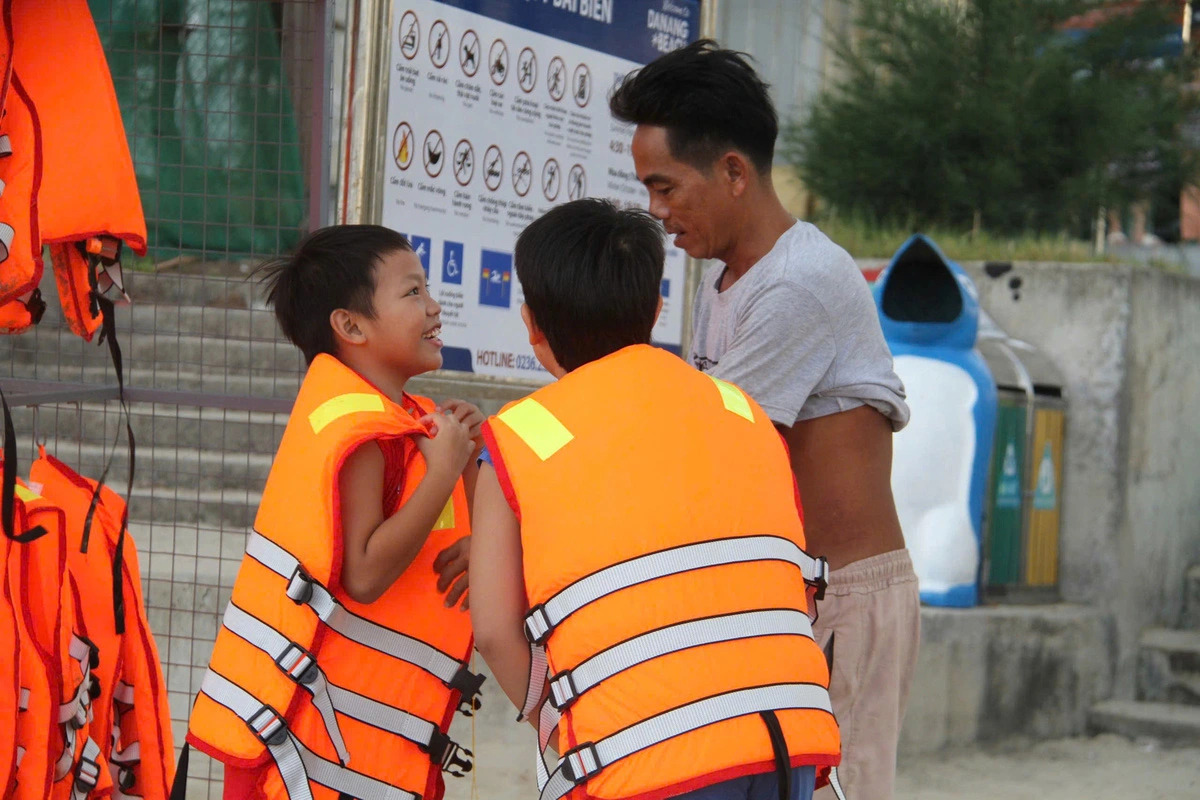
[
  {"x1": 483, "y1": 345, "x2": 841, "y2": 800},
  {"x1": 186, "y1": 354, "x2": 482, "y2": 800},
  {"x1": 2, "y1": 474, "x2": 112, "y2": 800},
  {"x1": 0, "y1": 526, "x2": 23, "y2": 797},
  {"x1": 0, "y1": 0, "x2": 145, "y2": 340},
  {"x1": 31, "y1": 448, "x2": 175, "y2": 800}
]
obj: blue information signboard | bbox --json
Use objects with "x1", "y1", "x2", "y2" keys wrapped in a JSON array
[{"x1": 383, "y1": 0, "x2": 699, "y2": 379}]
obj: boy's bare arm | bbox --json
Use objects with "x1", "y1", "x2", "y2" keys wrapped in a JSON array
[
  {"x1": 469, "y1": 463, "x2": 534, "y2": 712},
  {"x1": 339, "y1": 411, "x2": 474, "y2": 604}
]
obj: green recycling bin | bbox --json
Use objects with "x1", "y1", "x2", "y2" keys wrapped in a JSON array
[{"x1": 979, "y1": 333, "x2": 1067, "y2": 601}]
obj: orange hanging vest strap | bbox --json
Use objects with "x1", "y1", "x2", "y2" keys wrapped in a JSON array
[{"x1": 0, "y1": 389, "x2": 45, "y2": 543}]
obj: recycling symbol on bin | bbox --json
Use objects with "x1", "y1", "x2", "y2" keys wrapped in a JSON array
[
  {"x1": 996, "y1": 441, "x2": 1020, "y2": 509},
  {"x1": 1033, "y1": 441, "x2": 1057, "y2": 510}
]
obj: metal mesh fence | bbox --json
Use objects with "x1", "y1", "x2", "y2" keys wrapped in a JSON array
[{"x1": 0, "y1": 1, "x2": 337, "y2": 796}]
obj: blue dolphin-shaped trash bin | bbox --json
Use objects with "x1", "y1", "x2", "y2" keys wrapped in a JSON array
[{"x1": 875, "y1": 234, "x2": 997, "y2": 607}]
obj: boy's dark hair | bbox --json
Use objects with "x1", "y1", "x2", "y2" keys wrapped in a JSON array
[
  {"x1": 609, "y1": 39, "x2": 776, "y2": 174},
  {"x1": 515, "y1": 199, "x2": 664, "y2": 373},
  {"x1": 258, "y1": 225, "x2": 411, "y2": 364}
]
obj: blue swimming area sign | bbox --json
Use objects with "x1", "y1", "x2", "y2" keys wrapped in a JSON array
[{"x1": 383, "y1": 0, "x2": 699, "y2": 380}]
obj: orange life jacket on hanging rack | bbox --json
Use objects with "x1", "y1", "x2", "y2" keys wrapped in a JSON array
[
  {"x1": 483, "y1": 345, "x2": 842, "y2": 800},
  {"x1": 1, "y1": 470, "x2": 112, "y2": 800},
  {"x1": 31, "y1": 448, "x2": 175, "y2": 800},
  {"x1": 185, "y1": 354, "x2": 482, "y2": 800},
  {"x1": 0, "y1": 510, "x2": 22, "y2": 797},
  {"x1": 0, "y1": 0, "x2": 146, "y2": 340}
]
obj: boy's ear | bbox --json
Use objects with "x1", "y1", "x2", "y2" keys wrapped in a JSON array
[
  {"x1": 654, "y1": 295, "x2": 663, "y2": 327},
  {"x1": 330, "y1": 308, "x2": 366, "y2": 347},
  {"x1": 520, "y1": 303, "x2": 545, "y2": 347}
]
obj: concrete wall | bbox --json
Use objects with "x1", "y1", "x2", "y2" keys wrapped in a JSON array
[{"x1": 960, "y1": 262, "x2": 1200, "y2": 692}]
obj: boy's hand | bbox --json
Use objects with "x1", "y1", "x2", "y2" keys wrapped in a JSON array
[
  {"x1": 417, "y1": 411, "x2": 474, "y2": 477},
  {"x1": 440, "y1": 399, "x2": 485, "y2": 452},
  {"x1": 433, "y1": 535, "x2": 470, "y2": 610}
]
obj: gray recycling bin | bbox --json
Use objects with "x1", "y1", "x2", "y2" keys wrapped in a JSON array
[{"x1": 978, "y1": 331, "x2": 1067, "y2": 601}]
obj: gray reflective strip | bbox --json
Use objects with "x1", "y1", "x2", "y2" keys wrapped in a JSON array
[
  {"x1": 549, "y1": 610, "x2": 814, "y2": 710},
  {"x1": 59, "y1": 635, "x2": 94, "y2": 725},
  {"x1": 109, "y1": 740, "x2": 140, "y2": 765},
  {"x1": 113, "y1": 681, "x2": 135, "y2": 705},
  {"x1": 201, "y1": 669, "x2": 417, "y2": 800},
  {"x1": 222, "y1": 603, "x2": 350, "y2": 764},
  {"x1": 518, "y1": 643, "x2": 548, "y2": 721},
  {"x1": 0, "y1": 222, "x2": 12, "y2": 263},
  {"x1": 0, "y1": 135, "x2": 10, "y2": 156},
  {"x1": 18, "y1": 687, "x2": 29, "y2": 709},
  {"x1": 56, "y1": 724, "x2": 77, "y2": 779},
  {"x1": 326, "y1": 682, "x2": 438, "y2": 749},
  {"x1": 537, "y1": 683, "x2": 834, "y2": 800},
  {"x1": 246, "y1": 532, "x2": 463, "y2": 684},
  {"x1": 70, "y1": 738, "x2": 102, "y2": 800},
  {"x1": 527, "y1": 537, "x2": 824, "y2": 642}
]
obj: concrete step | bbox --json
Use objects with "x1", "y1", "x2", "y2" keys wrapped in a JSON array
[
  {"x1": 1184, "y1": 565, "x2": 1200, "y2": 630},
  {"x1": 6, "y1": 402, "x2": 287, "y2": 458},
  {"x1": 1089, "y1": 700, "x2": 1200, "y2": 744},
  {"x1": 126, "y1": 485, "x2": 259, "y2": 529},
  {"x1": 1138, "y1": 628, "x2": 1200, "y2": 705},
  {"x1": 2, "y1": 363, "x2": 303, "y2": 399}
]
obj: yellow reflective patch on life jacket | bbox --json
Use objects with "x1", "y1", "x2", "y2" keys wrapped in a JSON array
[
  {"x1": 497, "y1": 398, "x2": 574, "y2": 461},
  {"x1": 14, "y1": 484, "x2": 39, "y2": 502},
  {"x1": 433, "y1": 497, "x2": 455, "y2": 531},
  {"x1": 308, "y1": 393, "x2": 386, "y2": 434},
  {"x1": 708, "y1": 376, "x2": 755, "y2": 422}
]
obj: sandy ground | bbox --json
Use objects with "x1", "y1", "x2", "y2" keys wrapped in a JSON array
[{"x1": 440, "y1": 673, "x2": 1200, "y2": 800}]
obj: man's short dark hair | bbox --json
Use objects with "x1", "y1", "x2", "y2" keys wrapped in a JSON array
[
  {"x1": 609, "y1": 39, "x2": 777, "y2": 174},
  {"x1": 258, "y1": 225, "x2": 411, "y2": 364},
  {"x1": 515, "y1": 199, "x2": 664, "y2": 373}
]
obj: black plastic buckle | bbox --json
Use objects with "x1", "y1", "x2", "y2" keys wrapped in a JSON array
[
  {"x1": 449, "y1": 665, "x2": 485, "y2": 716},
  {"x1": 275, "y1": 642, "x2": 319, "y2": 686},
  {"x1": 286, "y1": 565, "x2": 315, "y2": 605},
  {"x1": 547, "y1": 670, "x2": 579, "y2": 711},
  {"x1": 246, "y1": 704, "x2": 289, "y2": 747},
  {"x1": 560, "y1": 742, "x2": 600, "y2": 783},
  {"x1": 811, "y1": 556, "x2": 828, "y2": 601},
  {"x1": 117, "y1": 767, "x2": 136, "y2": 792},
  {"x1": 427, "y1": 730, "x2": 474, "y2": 777},
  {"x1": 523, "y1": 603, "x2": 553, "y2": 645}
]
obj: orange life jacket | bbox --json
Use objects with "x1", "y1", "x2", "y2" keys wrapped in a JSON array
[
  {"x1": 483, "y1": 345, "x2": 841, "y2": 800},
  {"x1": 0, "y1": 525, "x2": 23, "y2": 797},
  {"x1": 0, "y1": 0, "x2": 145, "y2": 340},
  {"x1": 2, "y1": 473, "x2": 112, "y2": 800},
  {"x1": 31, "y1": 448, "x2": 175, "y2": 800},
  {"x1": 186, "y1": 354, "x2": 481, "y2": 800}
]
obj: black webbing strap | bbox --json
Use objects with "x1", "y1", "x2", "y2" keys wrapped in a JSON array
[
  {"x1": 168, "y1": 743, "x2": 188, "y2": 800},
  {"x1": 1, "y1": 388, "x2": 46, "y2": 543},
  {"x1": 759, "y1": 710, "x2": 792, "y2": 800}
]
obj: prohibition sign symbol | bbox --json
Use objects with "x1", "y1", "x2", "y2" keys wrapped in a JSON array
[
  {"x1": 489, "y1": 39, "x2": 509, "y2": 86},
  {"x1": 572, "y1": 63, "x2": 592, "y2": 107},
  {"x1": 453, "y1": 139, "x2": 474, "y2": 186},
  {"x1": 460, "y1": 30, "x2": 480, "y2": 77},
  {"x1": 547, "y1": 56, "x2": 566, "y2": 102},
  {"x1": 542, "y1": 158, "x2": 561, "y2": 201},
  {"x1": 429, "y1": 20, "x2": 450, "y2": 69},
  {"x1": 512, "y1": 151, "x2": 533, "y2": 197},
  {"x1": 484, "y1": 145, "x2": 503, "y2": 191},
  {"x1": 423, "y1": 129, "x2": 445, "y2": 178},
  {"x1": 398, "y1": 10, "x2": 419, "y2": 60},
  {"x1": 568, "y1": 163, "x2": 586, "y2": 200},
  {"x1": 517, "y1": 47, "x2": 537, "y2": 94},
  {"x1": 392, "y1": 122, "x2": 414, "y2": 171}
]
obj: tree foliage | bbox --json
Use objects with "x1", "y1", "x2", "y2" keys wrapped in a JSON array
[{"x1": 783, "y1": 0, "x2": 1200, "y2": 236}]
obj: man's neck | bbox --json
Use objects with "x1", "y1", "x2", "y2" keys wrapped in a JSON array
[{"x1": 721, "y1": 194, "x2": 796, "y2": 279}]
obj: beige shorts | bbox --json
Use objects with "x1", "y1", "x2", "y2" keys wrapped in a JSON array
[{"x1": 813, "y1": 549, "x2": 920, "y2": 800}]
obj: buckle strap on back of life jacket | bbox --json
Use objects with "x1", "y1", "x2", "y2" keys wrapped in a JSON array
[
  {"x1": 200, "y1": 669, "x2": 418, "y2": 800},
  {"x1": 523, "y1": 535, "x2": 828, "y2": 646},
  {"x1": 69, "y1": 738, "x2": 102, "y2": 800},
  {"x1": 538, "y1": 683, "x2": 835, "y2": 800},
  {"x1": 245, "y1": 531, "x2": 485, "y2": 714}
]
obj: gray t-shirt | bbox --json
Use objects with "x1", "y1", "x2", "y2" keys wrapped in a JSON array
[{"x1": 690, "y1": 220, "x2": 909, "y2": 430}]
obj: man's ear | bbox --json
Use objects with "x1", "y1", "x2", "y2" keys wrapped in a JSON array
[
  {"x1": 520, "y1": 303, "x2": 545, "y2": 347},
  {"x1": 719, "y1": 150, "x2": 751, "y2": 198},
  {"x1": 330, "y1": 308, "x2": 366, "y2": 347}
]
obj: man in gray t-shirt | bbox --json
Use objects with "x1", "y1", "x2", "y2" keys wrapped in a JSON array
[{"x1": 612, "y1": 40, "x2": 920, "y2": 800}]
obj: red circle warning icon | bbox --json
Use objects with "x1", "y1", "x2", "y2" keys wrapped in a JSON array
[
  {"x1": 429, "y1": 20, "x2": 450, "y2": 68},
  {"x1": 568, "y1": 164, "x2": 586, "y2": 200},
  {"x1": 489, "y1": 39, "x2": 509, "y2": 86},
  {"x1": 572, "y1": 63, "x2": 592, "y2": 107},
  {"x1": 398, "y1": 10, "x2": 419, "y2": 60},
  {"x1": 460, "y1": 30, "x2": 480, "y2": 77},
  {"x1": 542, "y1": 158, "x2": 561, "y2": 201},
  {"x1": 512, "y1": 151, "x2": 533, "y2": 197},
  {"x1": 453, "y1": 139, "x2": 474, "y2": 186},
  {"x1": 484, "y1": 145, "x2": 503, "y2": 191},
  {"x1": 393, "y1": 122, "x2": 414, "y2": 171},
  {"x1": 547, "y1": 56, "x2": 566, "y2": 102},
  {"x1": 423, "y1": 129, "x2": 445, "y2": 178},
  {"x1": 518, "y1": 47, "x2": 537, "y2": 94}
]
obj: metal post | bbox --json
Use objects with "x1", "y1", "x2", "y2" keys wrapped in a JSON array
[
  {"x1": 308, "y1": 0, "x2": 332, "y2": 230},
  {"x1": 339, "y1": 0, "x2": 392, "y2": 224}
]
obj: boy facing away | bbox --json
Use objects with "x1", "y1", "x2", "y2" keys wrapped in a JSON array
[
  {"x1": 181, "y1": 225, "x2": 485, "y2": 800},
  {"x1": 470, "y1": 200, "x2": 842, "y2": 800}
]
